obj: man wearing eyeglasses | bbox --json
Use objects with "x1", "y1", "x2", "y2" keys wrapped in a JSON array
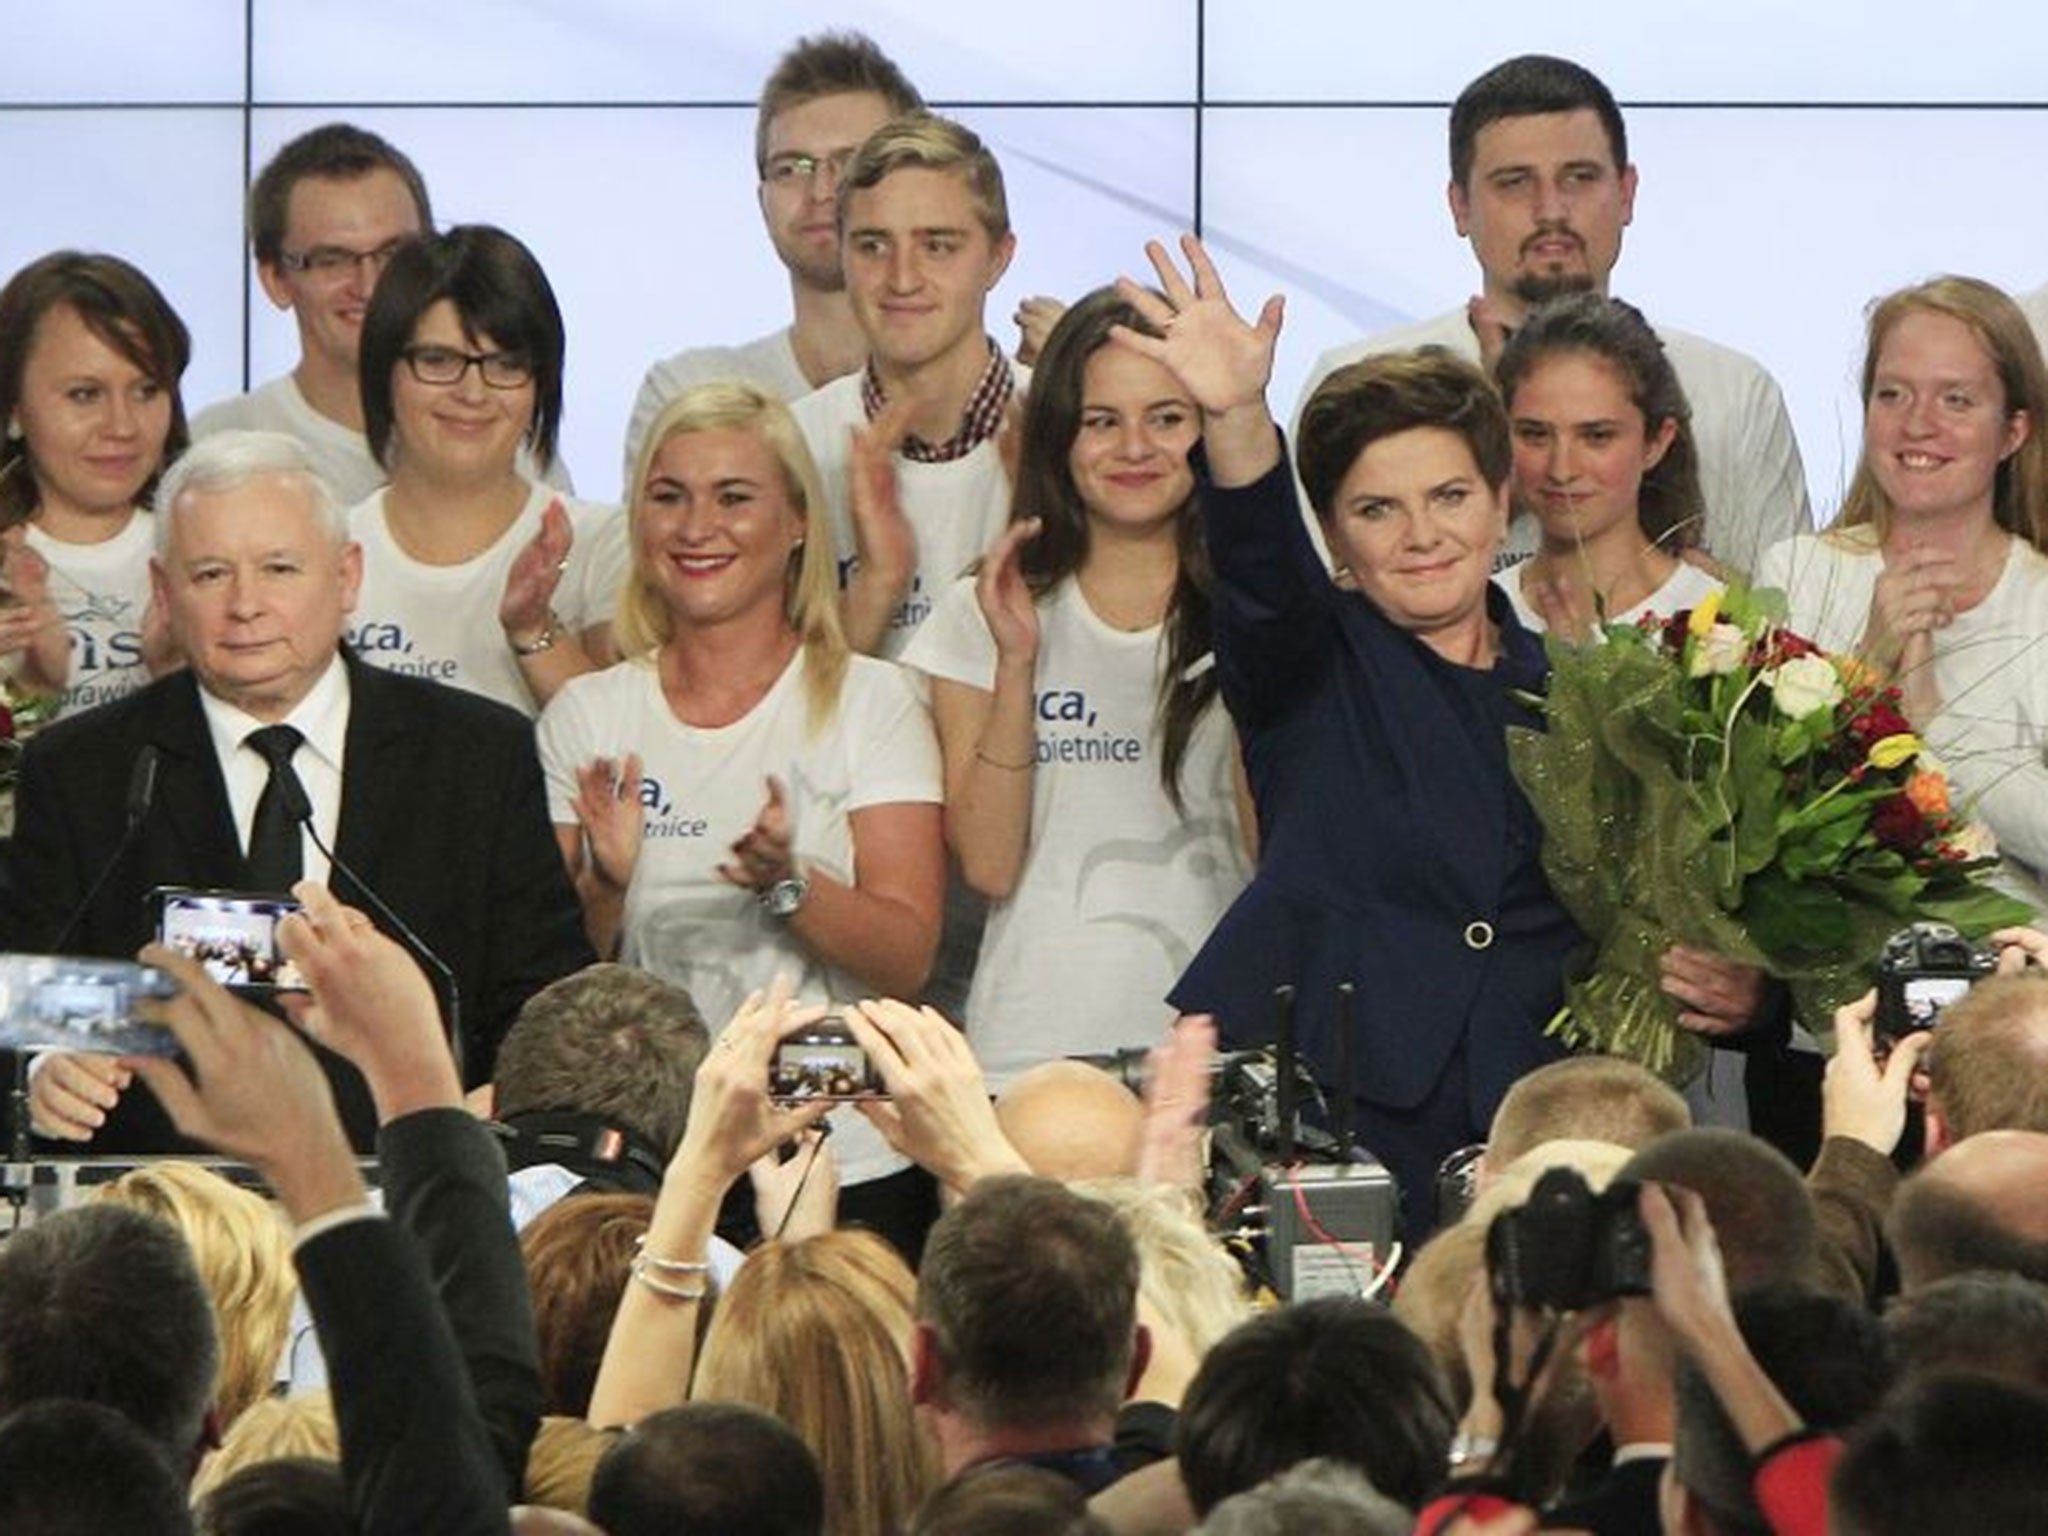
[
  {"x1": 620, "y1": 33, "x2": 924, "y2": 487},
  {"x1": 193, "y1": 123, "x2": 571, "y2": 507}
]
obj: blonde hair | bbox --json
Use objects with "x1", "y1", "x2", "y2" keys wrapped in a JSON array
[
  {"x1": 692, "y1": 1231, "x2": 937, "y2": 1536},
  {"x1": 837, "y1": 110, "x2": 1009, "y2": 242},
  {"x1": 524, "y1": 1415, "x2": 622, "y2": 1517},
  {"x1": 189, "y1": 1392, "x2": 337, "y2": 1501},
  {"x1": 1072, "y1": 1177, "x2": 1253, "y2": 1360},
  {"x1": 1834, "y1": 275, "x2": 2048, "y2": 551},
  {"x1": 616, "y1": 382, "x2": 849, "y2": 733},
  {"x1": 93, "y1": 1163, "x2": 296, "y2": 1431}
]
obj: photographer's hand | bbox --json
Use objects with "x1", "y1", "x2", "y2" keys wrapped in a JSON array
[
  {"x1": 1822, "y1": 990, "x2": 1930, "y2": 1157},
  {"x1": 844, "y1": 999, "x2": 1030, "y2": 1195}
]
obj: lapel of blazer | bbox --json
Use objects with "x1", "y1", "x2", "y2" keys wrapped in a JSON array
[
  {"x1": 333, "y1": 653, "x2": 424, "y2": 890},
  {"x1": 148, "y1": 671, "x2": 244, "y2": 882}
]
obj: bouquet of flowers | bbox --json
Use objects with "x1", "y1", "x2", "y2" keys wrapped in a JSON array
[
  {"x1": 0, "y1": 676, "x2": 58, "y2": 830},
  {"x1": 1506, "y1": 583, "x2": 2032, "y2": 1082}
]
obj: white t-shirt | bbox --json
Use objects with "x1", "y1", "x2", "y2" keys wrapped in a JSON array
[
  {"x1": 1498, "y1": 557, "x2": 1724, "y2": 634},
  {"x1": 537, "y1": 650, "x2": 943, "y2": 1183},
  {"x1": 25, "y1": 512, "x2": 155, "y2": 718},
  {"x1": 902, "y1": 576, "x2": 1251, "y2": 1086},
  {"x1": 622, "y1": 328, "x2": 815, "y2": 493},
  {"x1": 2017, "y1": 283, "x2": 2048, "y2": 358},
  {"x1": 790, "y1": 367, "x2": 1028, "y2": 659},
  {"x1": 1299, "y1": 309, "x2": 1811, "y2": 578},
  {"x1": 193, "y1": 373, "x2": 573, "y2": 509},
  {"x1": 1758, "y1": 528, "x2": 2048, "y2": 911},
  {"x1": 345, "y1": 481, "x2": 626, "y2": 717}
]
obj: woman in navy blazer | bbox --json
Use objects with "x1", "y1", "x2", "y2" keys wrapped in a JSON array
[{"x1": 1113, "y1": 238, "x2": 1585, "y2": 1238}]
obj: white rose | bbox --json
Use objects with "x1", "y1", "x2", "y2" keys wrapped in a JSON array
[
  {"x1": 1766, "y1": 653, "x2": 1844, "y2": 719},
  {"x1": 1687, "y1": 622, "x2": 1748, "y2": 678}
]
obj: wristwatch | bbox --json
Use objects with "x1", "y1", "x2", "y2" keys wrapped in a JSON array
[{"x1": 760, "y1": 874, "x2": 810, "y2": 918}]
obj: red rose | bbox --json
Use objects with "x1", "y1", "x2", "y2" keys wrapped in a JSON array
[
  {"x1": 1847, "y1": 701, "x2": 1913, "y2": 751},
  {"x1": 1661, "y1": 610, "x2": 1692, "y2": 656},
  {"x1": 0, "y1": 704, "x2": 15, "y2": 742},
  {"x1": 1871, "y1": 793, "x2": 1931, "y2": 853},
  {"x1": 1763, "y1": 628, "x2": 1820, "y2": 666}
]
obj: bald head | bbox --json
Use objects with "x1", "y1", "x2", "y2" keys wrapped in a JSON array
[
  {"x1": 1891, "y1": 1129, "x2": 2048, "y2": 1291},
  {"x1": 995, "y1": 1062, "x2": 1144, "y2": 1183}
]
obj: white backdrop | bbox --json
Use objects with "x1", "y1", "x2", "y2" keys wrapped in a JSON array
[{"x1": 7, "y1": 0, "x2": 2047, "y2": 512}]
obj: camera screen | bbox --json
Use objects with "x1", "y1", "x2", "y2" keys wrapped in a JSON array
[
  {"x1": 1902, "y1": 976, "x2": 1973, "y2": 1027},
  {"x1": 0, "y1": 956, "x2": 182, "y2": 1057},
  {"x1": 156, "y1": 892, "x2": 306, "y2": 991},
  {"x1": 771, "y1": 1038, "x2": 878, "y2": 1101}
]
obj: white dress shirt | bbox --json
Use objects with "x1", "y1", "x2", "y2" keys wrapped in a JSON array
[{"x1": 197, "y1": 654, "x2": 351, "y2": 885}]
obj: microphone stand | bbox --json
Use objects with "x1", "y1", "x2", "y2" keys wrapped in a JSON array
[{"x1": 2, "y1": 1052, "x2": 33, "y2": 1236}]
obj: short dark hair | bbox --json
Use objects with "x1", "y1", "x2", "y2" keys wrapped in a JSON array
[
  {"x1": 1494, "y1": 292, "x2": 1706, "y2": 552},
  {"x1": 756, "y1": 32, "x2": 924, "y2": 174},
  {"x1": 0, "y1": 1204, "x2": 219, "y2": 1464},
  {"x1": 1672, "y1": 1286, "x2": 1891, "y2": 1536},
  {"x1": 909, "y1": 1464, "x2": 1111, "y2": 1536},
  {"x1": 1173, "y1": 1299, "x2": 1455, "y2": 1515},
  {"x1": 1296, "y1": 348, "x2": 1510, "y2": 521},
  {"x1": 1485, "y1": 1055, "x2": 1690, "y2": 1168},
  {"x1": 248, "y1": 123, "x2": 433, "y2": 267},
  {"x1": 1619, "y1": 1129, "x2": 1820, "y2": 1293},
  {"x1": 1889, "y1": 1168, "x2": 2048, "y2": 1290},
  {"x1": 0, "y1": 250, "x2": 193, "y2": 526},
  {"x1": 917, "y1": 1175, "x2": 1139, "y2": 1433},
  {"x1": 494, "y1": 963, "x2": 709, "y2": 1163},
  {"x1": 590, "y1": 1402, "x2": 823, "y2": 1536},
  {"x1": 1831, "y1": 1375, "x2": 2048, "y2": 1536},
  {"x1": 1448, "y1": 55, "x2": 1628, "y2": 190},
  {"x1": 357, "y1": 223, "x2": 567, "y2": 470},
  {"x1": 1885, "y1": 1271, "x2": 2048, "y2": 1392},
  {"x1": 193, "y1": 1457, "x2": 350, "y2": 1536},
  {"x1": 0, "y1": 1400, "x2": 194, "y2": 1536}
]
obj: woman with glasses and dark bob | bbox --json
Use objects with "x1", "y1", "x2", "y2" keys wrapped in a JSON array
[
  {"x1": 0, "y1": 251, "x2": 191, "y2": 715},
  {"x1": 899, "y1": 286, "x2": 1251, "y2": 1089},
  {"x1": 349, "y1": 223, "x2": 625, "y2": 716}
]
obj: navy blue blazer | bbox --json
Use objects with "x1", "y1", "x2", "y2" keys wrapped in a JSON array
[{"x1": 1170, "y1": 443, "x2": 1580, "y2": 1118}]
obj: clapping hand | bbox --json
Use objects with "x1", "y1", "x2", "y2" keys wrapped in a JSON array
[
  {"x1": 719, "y1": 775, "x2": 796, "y2": 895},
  {"x1": 571, "y1": 753, "x2": 645, "y2": 891},
  {"x1": 974, "y1": 518, "x2": 1043, "y2": 668},
  {"x1": 500, "y1": 497, "x2": 574, "y2": 640}
]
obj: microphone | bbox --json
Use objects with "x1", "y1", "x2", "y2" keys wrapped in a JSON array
[
  {"x1": 51, "y1": 746, "x2": 161, "y2": 952},
  {"x1": 271, "y1": 760, "x2": 466, "y2": 1077}
]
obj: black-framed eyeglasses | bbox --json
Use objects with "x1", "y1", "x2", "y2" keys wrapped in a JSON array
[
  {"x1": 398, "y1": 345, "x2": 535, "y2": 389},
  {"x1": 277, "y1": 238, "x2": 411, "y2": 281},
  {"x1": 762, "y1": 148, "x2": 857, "y2": 188}
]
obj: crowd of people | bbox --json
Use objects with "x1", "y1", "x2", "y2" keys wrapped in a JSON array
[{"x1": 0, "y1": 29, "x2": 2046, "y2": 1536}]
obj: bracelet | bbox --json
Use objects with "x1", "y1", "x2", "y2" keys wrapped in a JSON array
[
  {"x1": 629, "y1": 1255, "x2": 708, "y2": 1301},
  {"x1": 631, "y1": 1235, "x2": 710, "y2": 1275},
  {"x1": 510, "y1": 610, "x2": 562, "y2": 656},
  {"x1": 974, "y1": 744, "x2": 1033, "y2": 772}
]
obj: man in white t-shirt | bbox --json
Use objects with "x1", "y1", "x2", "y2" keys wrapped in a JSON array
[
  {"x1": 193, "y1": 124, "x2": 568, "y2": 506},
  {"x1": 789, "y1": 111, "x2": 1024, "y2": 660},
  {"x1": 621, "y1": 33, "x2": 926, "y2": 485},
  {"x1": 1298, "y1": 55, "x2": 1810, "y2": 577}
]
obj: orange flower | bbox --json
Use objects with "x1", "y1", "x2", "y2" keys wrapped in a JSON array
[{"x1": 1905, "y1": 769, "x2": 1951, "y2": 818}]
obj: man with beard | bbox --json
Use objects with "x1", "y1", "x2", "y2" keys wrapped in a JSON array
[
  {"x1": 1297, "y1": 55, "x2": 1809, "y2": 576},
  {"x1": 620, "y1": 31, "x2": 924, "y2": 484}
]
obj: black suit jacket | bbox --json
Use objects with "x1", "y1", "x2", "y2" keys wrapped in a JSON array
[{"x1": 1, "y1": 654, "x2": 593, "y2": 1149}]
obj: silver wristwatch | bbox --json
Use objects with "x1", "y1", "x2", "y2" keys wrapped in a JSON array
[{"x1": 760, "y1": 874, "x2": 810, "y2": 918}]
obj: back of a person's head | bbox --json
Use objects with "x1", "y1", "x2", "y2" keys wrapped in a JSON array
[
  {"x1": 1619, "y1": 1129, "x2": 1819, "y2": 1292},
  {"x1": 695, "y1": 1229, "x2": 935, "y2": 1536},
  {"x1": 1174, "y1": 1298, "x2": 1455, "y2": 1514},
  {"x1": 1885, "y1": 1270, "x2": 2048, "y2": 1390},
  {"x1": 1928, "y1": 973, "x2": 2048, "y2": 1141},
  {"x1": 0, "y1": 1203, "x2": 220, "y2": 1466},
  {"x1": 94, "y1": 1162, "x2": 298, "y2": 1431},
  {"x1": 521, "y1": 1191, "x2": 656, "y2": 1416},
  {"x1": 523, "y1": 1415, "x2": 621, "y2": 1518},
  {"x1": 1673, "y1": 1287, "x2": 1892, "y2": 1535},
  {"x1": 996, "y1": 1063, "x2": 1144, "y2": 1182},
  {"x1": 1484, "y1": 1057, "x2": 1689, "y2": 1172},
  {"x1": 1191, "y1": 1458, "x2": 1410, "y2": 1536},
  {"x1": 193, "y1": 1456, "x2": 349, "y2": 1536},
  {"x1": 1071, "y1": 1178, "x2": 1252, "y2": 1360},
  {"x1": 910, "y1": 1464, "x2": 1112, "y2": 1536},
  {"x1": 190, "y1": 1393, "x2": 338, "y2": 1504},
  {"x1": 0, "y1": 1399, "x2": 194, "y2": 1535},
  {"x1": 1889, "y1": 1130, "x2": 2048, "y2": 1290},
  {"x1": 1831, "y1": 1374, "x2": 2048, "y2": 1536},
  {"x1": 589, "y1": 1402, "x2": 823, "y2": 1536},
  {"x1": 494, "y1": 963, "x2": 709, "y2": 1164},
  {"x1": 918, "y1": 1175, "x2": 1140, "y2": 1435}
]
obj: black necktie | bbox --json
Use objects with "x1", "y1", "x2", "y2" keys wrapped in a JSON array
[{"x1": 244, "y1": 724, "x2": 306, "y2": 892}]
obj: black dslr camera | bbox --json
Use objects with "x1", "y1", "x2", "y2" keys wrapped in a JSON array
[
  {"x1": 1486, "y1": 1166, "x2": 1652, "y2": 1311},
  {"x1": 1876, "y1": 922, "x2": 1998, "y2": 1042}
]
